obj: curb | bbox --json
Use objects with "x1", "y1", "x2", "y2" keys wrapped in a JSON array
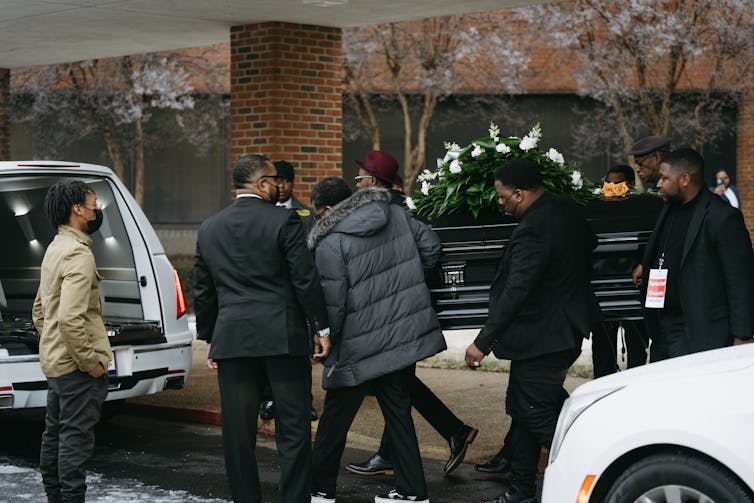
[
  {"x1": 122, "y1": 403, "x2": 317, "y2": 439},
  {"x1": 124, "y1": 403, "x2": 222, "y2": 426}
]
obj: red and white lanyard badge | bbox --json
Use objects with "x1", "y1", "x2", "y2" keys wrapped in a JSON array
[{"x1": 645, "y1": 253, "x2": 668, "y2": 309}]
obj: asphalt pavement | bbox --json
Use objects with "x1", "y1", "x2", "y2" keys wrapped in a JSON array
[
  {"x1": 117, "y1": 332, "x2": 593, "y2": 502},
  {"x1": 0, "y1": 330, "x2": 598, "y2": 502},
  {"x1": 128, "y1": 334, "x2": 591, "y2": 465}
]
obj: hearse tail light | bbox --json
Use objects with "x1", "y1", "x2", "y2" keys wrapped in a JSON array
[{"x1": 173, "y1": 267, "x2": 187, "y2": 318}]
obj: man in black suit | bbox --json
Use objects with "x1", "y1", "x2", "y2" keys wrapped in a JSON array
[
  {"x1": 257, "y1": 159, "x2": 318, "y2": 422},
  {"x1": 642, "y1": 148, "x2": 754, "y2": 361},
  {"x1": 465, "y1": 159, "x2": 599, "y2": 503},
  {"x1": 194, "y1": 153, "x2": 329, "y2": 503},
  {"x1": 275, "y1": 160, "x2": 316, "y2": 234}
]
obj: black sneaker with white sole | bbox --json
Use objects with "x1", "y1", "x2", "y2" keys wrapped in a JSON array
[{"x1": 374, "y1": 489, "x2": 429, "y2": 502}]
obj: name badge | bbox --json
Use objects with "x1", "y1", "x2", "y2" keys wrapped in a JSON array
[{"x1": 645, "y1": 268, "x2": 668, "y2": 309}]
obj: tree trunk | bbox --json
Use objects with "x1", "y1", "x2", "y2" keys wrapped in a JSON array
[
  {"x1": 609, "y1": 94, "x2": 644, "y2": 190},
  {"x1": 100, "y1": 118, "x2": 126, "y2": 181},
  {"x1": 347, "y1": 90, "x2": 380, "y2": 150},
  {"x1": 133, "y1": 114, "x2": 145, "y2": 207},
  {"x1": 68, "y1": 62, "x2": 126, "y2": 181},
  {"x1": 404, "y1": 92, "x2": 437, "y2": 193},
  {"x1": 344, "y1": 64, "x2": 381, "y2": 149},
  {"x1": 397, "y1": 91, "x2": 413, "y2": 190}
]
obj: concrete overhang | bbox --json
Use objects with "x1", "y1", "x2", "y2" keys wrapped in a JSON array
[{"x1": 0, "y1": 0, "x2": 550, "y2": 68}]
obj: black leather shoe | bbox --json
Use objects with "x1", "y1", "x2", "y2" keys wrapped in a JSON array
[
  {"x1": 345, "y1": 453, "x2": 394, "y2": 476},
  {"x1": 259, "y1": 400, "x2": 275, "y2": 421},
  {"x1": 444, "y1": 424, "x2": 478, "y2": 474},
  {"x1": 480, "y1": 487, "x2": 536, "y2": 503},
  {"x1": 474, "y1": 447, "x2": 512, "y2": 474}
]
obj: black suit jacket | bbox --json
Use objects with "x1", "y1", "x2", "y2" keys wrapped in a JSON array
[
  {"x1": 287, "y1": 195, "x2": 316, "y2": 235},
  {"x1": 194, "y1": 196, "x2": 328, "y2": 359},
  {"x1": 641, "y1": 189, "x2": 754, "y2": 349},
  {"x1": 475, "y1": 192, "x2": 599, "y2": 361}
]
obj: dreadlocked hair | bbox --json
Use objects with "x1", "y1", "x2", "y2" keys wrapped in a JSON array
[{"x1": 44, "y1": 180, "x2": 94, "y2": 228}]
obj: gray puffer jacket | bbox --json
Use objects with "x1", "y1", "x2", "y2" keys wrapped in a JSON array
[{"x1": 307, "y1": 188, "x2": 446, "y2": 389}]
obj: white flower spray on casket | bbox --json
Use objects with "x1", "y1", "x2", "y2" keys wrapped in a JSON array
[{"x1": 408, "y1": 122, "x2": 596, "y2": 219}]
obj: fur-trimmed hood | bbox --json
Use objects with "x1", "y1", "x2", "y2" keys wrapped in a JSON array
[{"x1": 307, "y1": 188, "x2": 392, "y2": 250}]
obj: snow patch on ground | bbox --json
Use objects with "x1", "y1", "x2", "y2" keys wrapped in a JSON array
[{"x1": 0, "y1": 457, "x2": 228, "y2": 503}]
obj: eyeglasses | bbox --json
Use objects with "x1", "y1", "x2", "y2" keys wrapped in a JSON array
[
  {"x1": 258, "y1": 175, "x2": 282, "y2": 184},
  {"x1": 77, "y1": 202, "x2": 103, "y2": 211},
  {"x1": 354, "y1": 175, "x2": 373, "y2": 183},
  {"x1": 634, "y1": 153, "x2": 654, "y2": 165}
]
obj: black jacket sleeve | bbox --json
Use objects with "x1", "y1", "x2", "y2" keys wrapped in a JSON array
[
  {"x1": 280, "y1": 211, "x2": 329, "y2": 332},
  {"x1": 473, "y1": 226, "x2": 550, "y2": 354},
  {"x1": 194, "y1": 233, "x2": 217, "y2": 342},
  {"x1": 716, "y1": 209, "x2": 754, "y2": 340}
]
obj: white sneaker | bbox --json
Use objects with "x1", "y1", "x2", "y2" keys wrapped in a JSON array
[
  {"x1": 375, "y1": 489, "x2": 429, "y2": 502},
  {"x1": 312, "y1": 491, "x2": 336, "y2": 503}
]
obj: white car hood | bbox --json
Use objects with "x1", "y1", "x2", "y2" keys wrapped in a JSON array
[{"x1": 574, "y1": 343, "x2": 754, "y2": 396}]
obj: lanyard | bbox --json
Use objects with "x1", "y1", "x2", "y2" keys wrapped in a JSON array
[{"x1": 657, "y1": 210, "x2": 676, "y2": 270}]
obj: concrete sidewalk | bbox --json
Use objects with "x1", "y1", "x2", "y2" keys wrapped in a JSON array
[{"x1": 127, "y1": 330, "x2": 592, "y2": 465}]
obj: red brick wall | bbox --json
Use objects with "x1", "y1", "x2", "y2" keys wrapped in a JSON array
[
  {"x1": 737, "y1": 92, "x2": 754, "y2": 240},
  {"x1": 0, "y1": 68, "x2": 9, "y2": 160},
  {"x1": 230, "y1": 22, "x2": 343, "y2": 204}
]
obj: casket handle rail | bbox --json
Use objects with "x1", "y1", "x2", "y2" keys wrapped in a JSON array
[{"x1": 442, "y1": 262, "x2": 466, "y2": 299}]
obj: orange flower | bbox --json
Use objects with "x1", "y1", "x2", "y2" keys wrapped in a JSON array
[
  {"x1": 600, "y1": 182, "x2": 616, "y2": 197},
  {"x1": 614, "y1": 181, "x2": 629, "y2": 197}
]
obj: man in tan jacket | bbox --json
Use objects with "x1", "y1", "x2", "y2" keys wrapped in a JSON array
[{"x1": 33, "y1": 180, "x2": 112, "y2": 503}]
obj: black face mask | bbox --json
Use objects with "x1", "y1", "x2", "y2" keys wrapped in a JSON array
[{"x1": 87, "y1": 208, "x2": 103, "y2": 235}]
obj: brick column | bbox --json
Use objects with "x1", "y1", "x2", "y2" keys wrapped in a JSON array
[
  {"x1": 0, "y1": 68, "x2": 10, "y2": 160},
  {"x1": 230, "y1": 22, "x2": 343, "y2": 202},
  {"x1": 737, "y1": 91, "x2": 754, "y2": 241}
]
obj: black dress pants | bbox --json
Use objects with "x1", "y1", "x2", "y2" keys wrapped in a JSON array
[
  {"x1": 259, "y1": 360, "x2": 314, "y2": 410},
  {"x1": 649, "y1": 312, "x2": 689, "y2": 362},
  {"x1": 217, "y1": 355, "x2": 312, "y2": 503},
  {"x1": 592, "y1": 320, "x2": 648, "y2": 378},
  {"x1": 506, "y1": 349, "x2": 579, "y2": 496},
  {"x1": 40, "y1": 370, "x2": 108, "y2": 503},
  {"x1": 312, "y1": 365, "x2": 427, "y2": 499},
  {"x1": 377, "y1": 374, "x2": 464, "y2": 459}
]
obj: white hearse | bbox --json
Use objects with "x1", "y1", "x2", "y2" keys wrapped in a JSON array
[{"x1": 0, "y1": 160, "x2": 192, "y2": 411}]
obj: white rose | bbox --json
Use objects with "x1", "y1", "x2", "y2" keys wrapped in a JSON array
[
  {"x1": 471, "y1": 143, "x2": 483, "y2": 158},
  {"x1": 421, "y1": 180, "x2": 430, "y2": 196},
  {"x1": 571, "y1": 170, "x2": 583, "y2": 190},
  {"x1": 546, "y1": 147, "x2": 565, "y2": 165},
  {"x1": 496, "y1": 143, "x2": 511, "y2": 154},
  {"x1": 405, "y1": 197, "x2": 416, "y2": 210},
  {"x1": 449, "y1": 159, "x2": 463, "y2": 174},
  {"x1": 519, "y1": 135, "x2": 537, "y2": 151}
]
